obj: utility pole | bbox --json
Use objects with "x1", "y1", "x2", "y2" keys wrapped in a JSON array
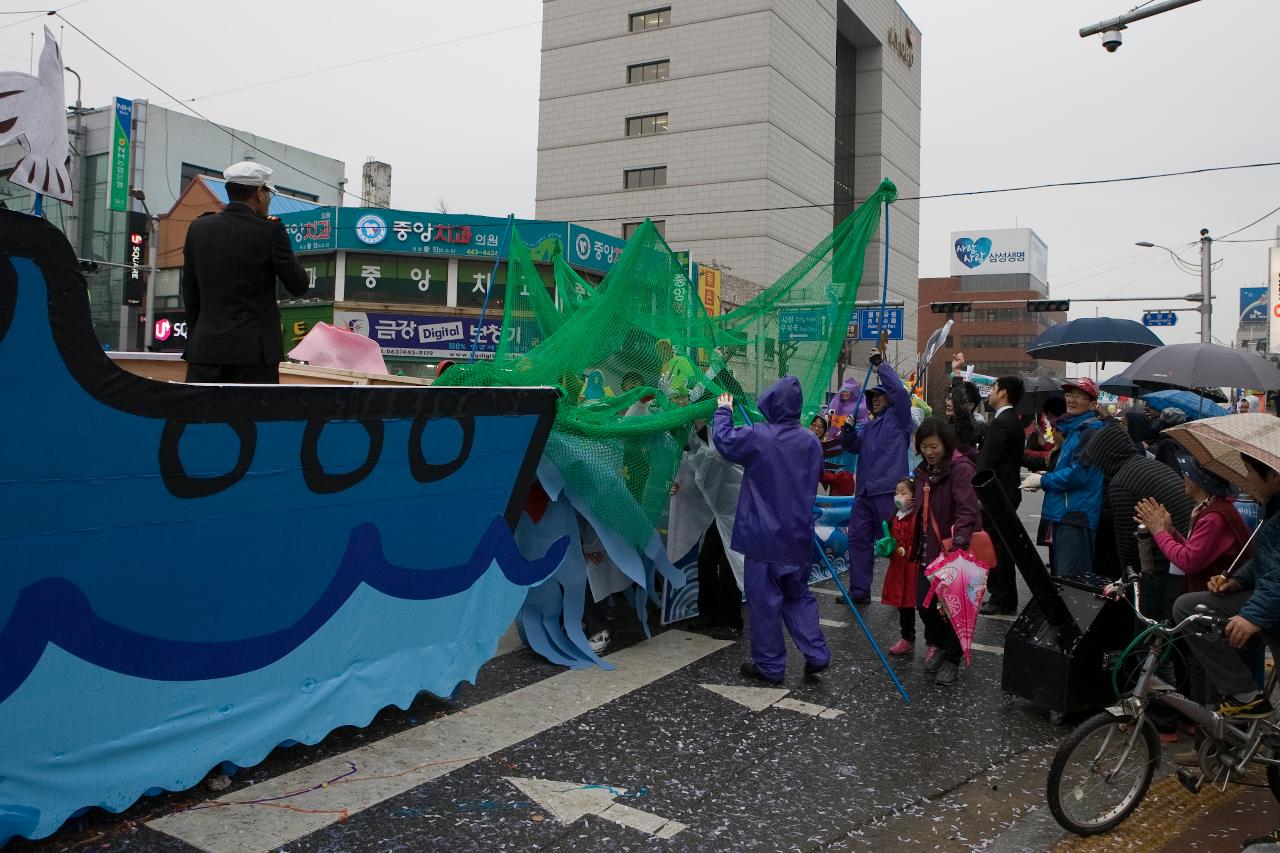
[
  {"x1": 64, "y1": 66, "x2": 83, "y2": 254},
  {"x1": 1199, "y1": 228, "x2": 1212, "y2": 344}
]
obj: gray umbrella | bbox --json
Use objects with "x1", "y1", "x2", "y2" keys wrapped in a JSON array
[{"x1": 1122, "y1": 342, "x2": 1280, "y2": 391}]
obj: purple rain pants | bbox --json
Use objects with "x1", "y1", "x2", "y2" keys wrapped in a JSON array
[
  {"x1": 744, "y1": 558, "x2": 831, "y2": 680},
  {"x1": 846, "y1": 492, "x2": 896, "y2": 599}
]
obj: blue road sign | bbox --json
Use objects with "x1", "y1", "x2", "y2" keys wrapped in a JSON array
[
  {"x1": 855, "y1": 307, "x2": 904, "y2": 340},
  {"x1": 1142, "y1": 311, "x2": 1177, "y2": 327}
]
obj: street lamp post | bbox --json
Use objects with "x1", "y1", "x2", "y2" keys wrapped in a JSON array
[{"x1": 1135, "y1": 238, "x2": 1212, "y2": 343}]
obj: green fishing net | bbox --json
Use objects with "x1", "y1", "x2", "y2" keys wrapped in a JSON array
[{"x1": 436, "y1": 179, "x2": 897, "y2": 549}]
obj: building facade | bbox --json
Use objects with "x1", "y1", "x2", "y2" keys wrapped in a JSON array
[
  {"x1": 535, "y1": 0, "x2": 922, "y2": 366},
  {"x1": 0, "y1": 100, "x2": 345, "y2": 350},
  {"x1": 917, "y1": 275, "x2": 1068, "y2": 409},
  {"x1": 143, "y1": 206, "x2": 628, "y2": 376}
]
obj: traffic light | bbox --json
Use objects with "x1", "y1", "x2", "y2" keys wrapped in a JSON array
[
  {"x1": 1027, "y1": 299, "x2": 1070, "y2": 312},
  {"x1": 930, "y1": 302, "x2": 972, "y2": 314}
]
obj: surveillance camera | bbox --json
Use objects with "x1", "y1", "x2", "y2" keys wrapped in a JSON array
[{"x1": 1101, "y1": 27, "x2": 1123, "y2": 52}]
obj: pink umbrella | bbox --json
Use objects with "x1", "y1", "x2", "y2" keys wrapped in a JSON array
[{"x1": 922, "y1": 549, "x2": 990, "y2": 664}]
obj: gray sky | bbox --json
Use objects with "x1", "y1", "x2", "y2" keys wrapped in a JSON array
[{"x1": 2, "y1": 0, "x2": 1277, "y2": 361}]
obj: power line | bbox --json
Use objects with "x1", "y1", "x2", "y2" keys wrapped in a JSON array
[
  {"x1": 1216, "y1": 201, "x2": 1280, "y2": 241},
  {"x1": 0, "y1": 1, "x2": 89, "y2": 31},
  {"x1": 186, "y1": 21, "x2": 540, "y2": 102},
  {"x1": 567, "y1": 160, "x2": 1280, "y2": 223},
  {"x1": 55, "y1": 12, "x2": 370, "y2": 206}
]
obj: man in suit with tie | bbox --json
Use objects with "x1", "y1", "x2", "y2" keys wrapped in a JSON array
[
  {"x1": 977, "y1": 375, "x2": 1027, "y2": 615},
  {"x1": 181, "y1": 161, "x2": 311, "y2": 383}
]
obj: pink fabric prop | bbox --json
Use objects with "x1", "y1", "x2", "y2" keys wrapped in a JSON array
[
  {"x1": 288, "y1": 322, "x2": 388, "y2": 375},
  {"x1": 922, "y1": 549, "x2": 990, "y2": 664}
]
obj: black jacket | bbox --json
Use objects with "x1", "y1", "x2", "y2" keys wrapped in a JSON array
[
  {"x1": 181, "y1": 203, "x2": 310, "y2": 365},
  {"x1": 1083, "y1": 420, "x2": 1194, "y2": 572},
  {"x1": 976, "y1": 406, "x2": 1025, "y2": 507}
]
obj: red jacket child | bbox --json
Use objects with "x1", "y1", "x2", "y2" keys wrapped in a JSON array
[{"x1": 881, "y1": 502, "x2": 919, "y2": 608}]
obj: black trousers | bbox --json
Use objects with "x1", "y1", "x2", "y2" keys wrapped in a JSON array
[
  {"x1": 697, "y1": 524, "x2": 742, "y2": 628},
  {"x1": 583, "y1": 590, "x2": 609, "y2": 637},
  {"x1": 918, "y1": 601, "x2": 963, "y2": 664},
  {"x1": 898, "y1": 607, "x2": 916, "y2": 642},
  {"x1": 185, "y1": 361, "x2": 280, "y2": 384},
  {"x1": 983, "y1": 507, "x2": 1019, "y2": 611}
]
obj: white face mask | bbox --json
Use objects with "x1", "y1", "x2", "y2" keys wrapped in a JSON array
[{"x1": 894, "y1": 496, "x2": 912, "y2": 512}]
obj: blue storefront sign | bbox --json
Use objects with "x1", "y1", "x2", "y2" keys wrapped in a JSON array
[
  {"x1": 333, "y1": 310, "x2": 516, "y2": 360},
  {"x1": 279, "y1": 209, "x2": 626, "y2": 275},
  {"x1": 1241, "y1": 287, "x2": 1268, "y2": 322},
  {"x1": 855, "y1": 307, "x2": 904, "y2": 340}
]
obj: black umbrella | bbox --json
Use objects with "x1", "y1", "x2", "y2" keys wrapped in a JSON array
[
  {"x1": 1100, "y1": 369, "x2": 1142, "y2": 396},
  {"x1": 1122, "y1": 342, "x2": 1280, "y2": 391},
  {"x1": 1026, "y1": 317, "x2": 1164, "y2": 365},
  {"x1": 1015, "y1": 374, "x2": 1064, "y2": 417}
]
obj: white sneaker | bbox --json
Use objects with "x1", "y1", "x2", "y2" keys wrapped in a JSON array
[{"x1": 587, "y1": 630, "x2": 610, "y2": 654}]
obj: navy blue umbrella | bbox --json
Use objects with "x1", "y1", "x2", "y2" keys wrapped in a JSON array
[
  {"x1": 1026, "y1": 317, "x2": 1164, "y2": 365},
  {"x1": 1099, "y1": 370, "x2": 1141, "y2": 396}
]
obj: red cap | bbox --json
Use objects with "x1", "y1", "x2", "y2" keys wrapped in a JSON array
[{"x1": 1062, "y1": 377, "x2": 1100, "y2": 400}]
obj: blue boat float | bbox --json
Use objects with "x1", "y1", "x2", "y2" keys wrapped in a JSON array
[{"x1": 0, "y1": 210, "x2": 566, "y2": 845}]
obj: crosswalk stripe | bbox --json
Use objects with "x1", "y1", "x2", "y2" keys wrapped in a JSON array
[
  {"x1": 819, "y1": 618, "x2": 848, "y2": 628},
  {"x1": 147, "y1": 630, "x2": 730, "y2": 853},
  {"x1": 970, "y1": 642, "x2": 1005, "y2": 655}
]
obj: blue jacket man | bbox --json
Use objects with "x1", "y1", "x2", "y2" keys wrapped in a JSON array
[
  {"x1": 839, "y1": 356, "x2": 912, "y2": 601},
  {"x1": 1029, "y1": 378, "x2": 1105, "y2": 576},
  {"x1": 713, "y1": 376, "x2": 830, "y2": 683}
]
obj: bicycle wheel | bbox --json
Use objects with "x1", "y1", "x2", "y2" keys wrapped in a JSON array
[{"x1": 1047, "y1": 711, "x2": 1160, "y2": 835}]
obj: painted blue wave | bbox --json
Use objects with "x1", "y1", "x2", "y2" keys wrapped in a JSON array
[{"x1": 0, "y1": 517, "x2": 568, "y2": 703}]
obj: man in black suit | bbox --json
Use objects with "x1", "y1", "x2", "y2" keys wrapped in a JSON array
[
  {"x1": 978, "y1": 375, "x2": 1027, "y2": 615},
  {"x1": 181, "y1": 161, "x2": 310, "y2": 383}
]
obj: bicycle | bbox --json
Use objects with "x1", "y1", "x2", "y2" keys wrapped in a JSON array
[{"x1": 1046, "y1": 570, "x2": 1280, "y2": 835}]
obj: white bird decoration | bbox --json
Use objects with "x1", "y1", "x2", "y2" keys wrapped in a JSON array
[{"x1": 0, "y1": 26, "x2": 72, "y2": 202}]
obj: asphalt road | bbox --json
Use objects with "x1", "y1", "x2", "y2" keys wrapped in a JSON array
[{"x1": 13, "y1": 492, "x2": 1279, "y2": 852}]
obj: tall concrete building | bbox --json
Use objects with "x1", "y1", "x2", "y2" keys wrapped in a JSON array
[{"x1": 536, "y1": 0, "x2": 922, "y2": 361}]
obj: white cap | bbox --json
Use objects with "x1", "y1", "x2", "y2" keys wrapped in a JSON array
[{"x1": 223, "y1": 161, "x2": 275, "y2": 190}]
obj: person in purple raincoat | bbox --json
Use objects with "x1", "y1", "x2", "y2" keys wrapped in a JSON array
[
  {"x1": 828, "y1": 377, "x2": 869, "y2": 435},
  {"x1": 713, "y1": 376, "x2": 831, "y2": 684},
  {"x1": 840, "y1": 351, "x2": 913, "y2": 602}
]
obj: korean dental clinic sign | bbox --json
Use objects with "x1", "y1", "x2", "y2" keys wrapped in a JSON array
[
  {"x1": 949, "y1": 228, "x2": 1048, "y2": 284},
  {"x1": 278, "y1": 209, "x2": 627, "y2": 276}
]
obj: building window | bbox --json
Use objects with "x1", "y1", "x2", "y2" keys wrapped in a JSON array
[
  {"x1": 180, "y1": 162, "x2": 222, "y2": 195},
  {"x1": 629, "y1": 7, "x2": 671, "y2": 32},
  {"x1": 623, "y1": 220, "x2": 665, "y2": 238},
  {"x1": 961, "y1": 307, "x2": 1057, "y2": 328},
  {"x1": 961, "y1": 334, "x2": 1038, "y2": 349},
  {"x1": 627, "y1": 60, "x2": 670, "y2": 84},
  {"x1": 626, "y1": 112, "x2": 669, "y2": 137},
  {"x1": 624, "y1": 166, "x2": 667, "y2": 189}
]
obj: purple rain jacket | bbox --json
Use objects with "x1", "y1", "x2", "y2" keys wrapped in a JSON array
[
  {"x1": 839, "y1": 360, "x2": 912, "y2": 497},
  {"x1": 713, "y1": 376, "x2": 822, "y2": 565}
]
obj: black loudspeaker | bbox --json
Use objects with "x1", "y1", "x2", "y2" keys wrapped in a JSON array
[
  {"x1": 972, "y1": 471, "x2": 1137, "y2": 714},
  {"x1": 1001, "y1": 573, "x2": 1136, "y2": 713}
]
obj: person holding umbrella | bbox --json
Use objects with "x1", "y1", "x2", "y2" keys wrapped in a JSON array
[
  {"x1": 1171, "y1": 451, "x2": 1280, "y2": 718},
  {"x1": 911, "y1": 417, "x2": 982, "y2": 686},
  {"x1": 1021, "y1": 379, "x2": 1105, "y2": 576}
]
